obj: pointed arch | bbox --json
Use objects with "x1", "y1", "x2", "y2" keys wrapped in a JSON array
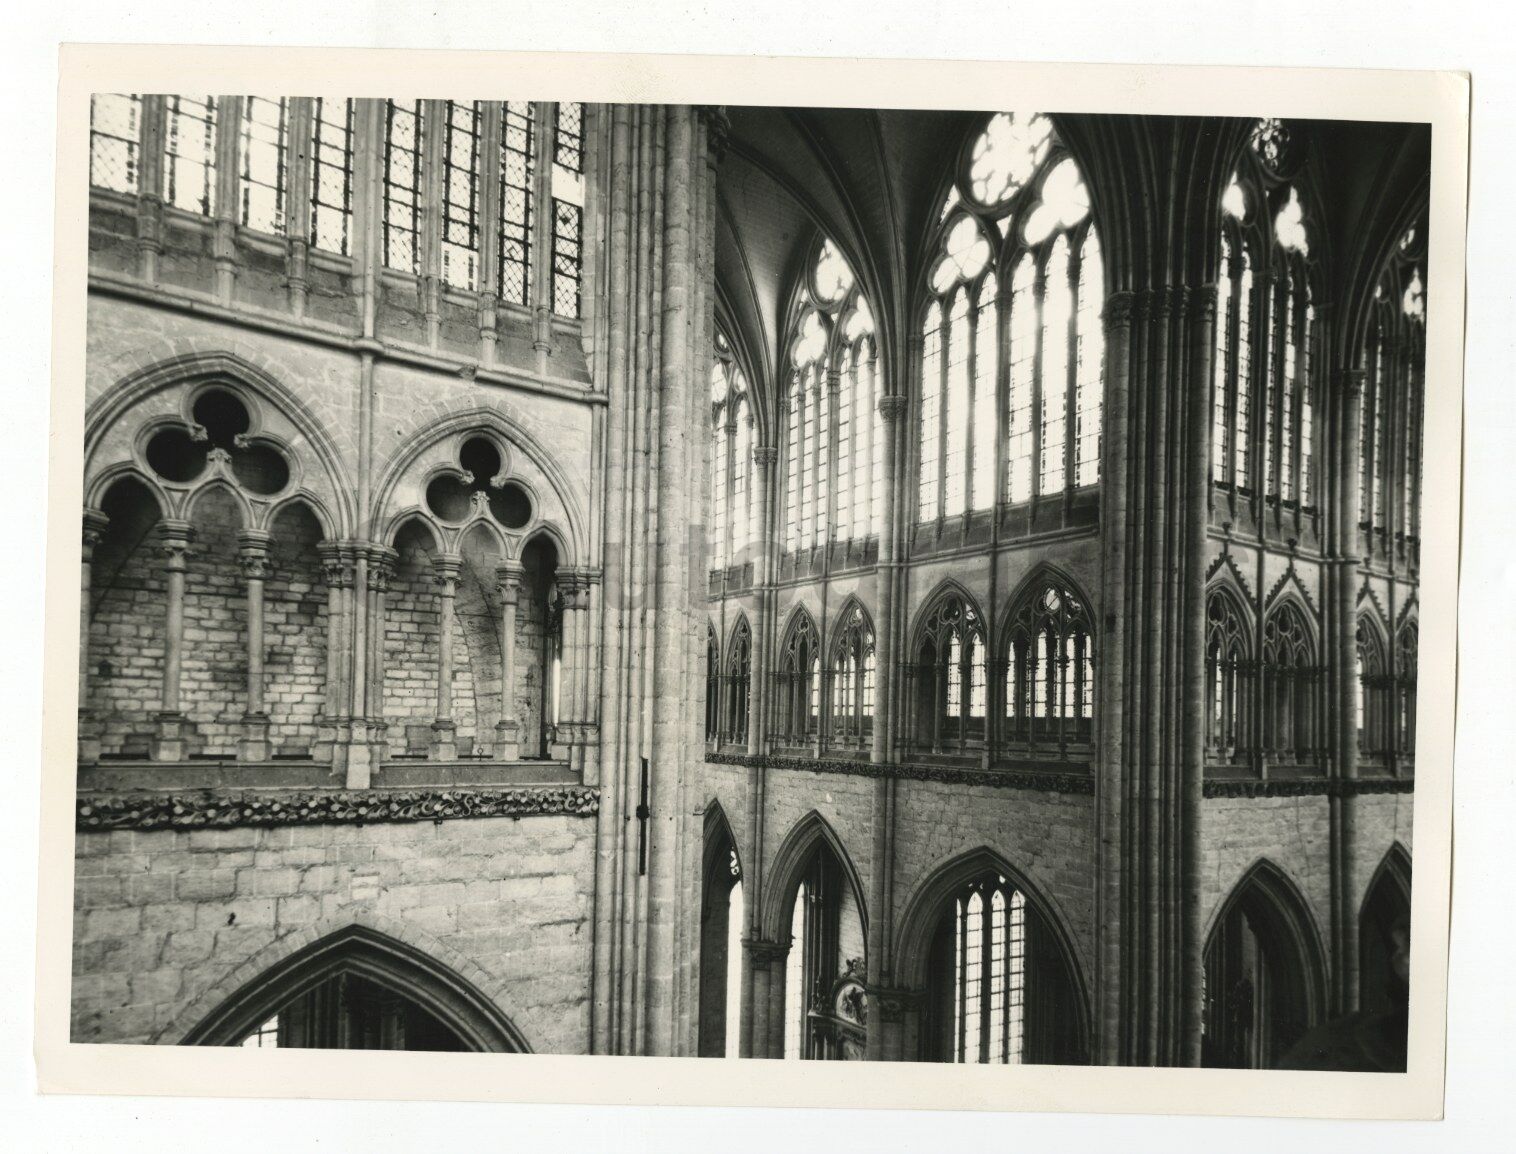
[
  {"x1": 826, "y1": 595, "x2": 875, "y2": 660},
  {"x1": 725, "y1": 608, "x2": 753, "y2": 654},
  {"x1": 1206, "y1": 551, "x2": 1255, "y2": 604},
  {"x1": 184, "y1": 476, "x2": 252, "y2": 530},
  {"x1": 1360, "y1": 843, "x2": 1413, "y2": 1026},
  {"x1": 1202, "y1": 858, "x2": 1328, "y2": 1068},
  {"x1": 827, "y1": 596, "x2": 877, "y2": 748},
  {"x1": 699, "y1": 798, "x2": 747, "y2": 1058},
  {"x1": 909, "y1": 578, "x2": 986, "y2": 654},
  {"x1": 910, "y1": 579, "x2": 988, "y2": 752},
  {"x1": 722, "y1": 613, "x2": 753, "y2": 746},
  {"x1": 759, "y1": 809, "x2": 868, "y2": 946},
  {"x1": 1264, "y1": 565, "x2": 1321, "y2": 624},
  {"x1": 776, "y1": 604, "x2": 822, "y2": 743},
  {"x1": 85, "y1": 350, "x2": 356, "y2": 536},
  {"x1": 894, "y1": 844, "x2": 1091, "y2": 1064},
  {"x1": 1001, "y1": 563, "x2": 1096, "y2": 747},
  {"x1": 371, "y1": 405, "x2": 588, "y2": 567},
  {"x1": 175, "y1": 923, "x2": 531, "y2": 1052}
]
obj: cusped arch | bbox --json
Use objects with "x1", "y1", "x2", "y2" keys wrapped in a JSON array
[
  {"x1": 827, "y1": 595, "x2": 875, "y2": 656},
  {"x1": 909, "y1": 577, "x2": 986, "y2": 654},
  {"x1": 759, "y1": 809, "x2": 868, "y2": 946},
  {"x1": 85, "y1": 350, "x2": 355, "y2": 535},
  {"x1": 778, "y1": 602, "x2": 819, "y2": 648},
  {"x1": 372, "y1": 406, "x2": 588, "y2": 567},
  {"x1": 1262, "y1": 589, "x2": 1322, "y2": 656},
  {"x1": 725, "y1": 608, "x2": 753, "y2": 655},
  {"x1": 171, "y1": 920, "x2": 531, "y2": 1052},
  {"x1": 1204, "y1": 857, "x2": 1329, "y2": 1028}
]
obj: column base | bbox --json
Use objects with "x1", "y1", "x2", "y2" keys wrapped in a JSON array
[
  {"x1": 150, "y1": 711, "x2": 191, "y2": 762},
  {"x1": 431, "y1": 719, "x2": 457, "y2": 761},
  {"x1": 494, "y1": 720, "x2": 520, "y2": 761},
  {"x1": 239, "y1": 712, "x2": 271, "y2": 762}
]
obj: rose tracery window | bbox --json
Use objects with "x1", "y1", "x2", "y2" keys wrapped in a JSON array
[
  {"x1": 919, "y1": 112, "x2": 1104, "y2": 526},
  {"x1": 1003, "y1": 576, "x2": 1093, "y2": 748},
  {"x1": 782, "y1": 240, "x2": 882, "y2": 554}
]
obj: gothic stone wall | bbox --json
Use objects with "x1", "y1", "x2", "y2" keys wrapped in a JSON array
[
  {"x1": 1199, "y1": 791, "x2": 1413, "y2": 974},
  {"x1": 72, "y1": 815, "x2": 596, "y2": 1052},
  {"x1": 84, "y1": 293, "x2": 593, "y2": 761},
  {"x1": 692, "y1": 759, "x2": 1096, "y2": 987}
]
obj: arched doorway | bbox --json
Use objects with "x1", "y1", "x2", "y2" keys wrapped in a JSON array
[
  {"x1": 1202, "y1": 860, "x2": 1327, "y2": 1069},
  {"x1": 180, "y1": 924, "x2": 529, "y2": 1052}
]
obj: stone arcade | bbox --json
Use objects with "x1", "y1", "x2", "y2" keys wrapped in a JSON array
[{"x1": 73, "y1": 98, "x2": 1422, "y2": 1068}]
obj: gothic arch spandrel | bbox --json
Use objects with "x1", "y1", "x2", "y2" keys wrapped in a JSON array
[
  {"x1": 373, "y1": 407, "x2": 587, "y2": 566},
  {"x1": 85, "y1": 351, "x2": 354, "y2": 537}
]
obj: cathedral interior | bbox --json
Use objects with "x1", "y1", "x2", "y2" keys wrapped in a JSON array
[{"x1": 72, "y1": 97, "x2": 1424, "y2": 1069}]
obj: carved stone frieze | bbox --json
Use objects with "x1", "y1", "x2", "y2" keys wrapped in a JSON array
[{"x1": 76, "y1": 786, "x2": 601, "y2": 831}]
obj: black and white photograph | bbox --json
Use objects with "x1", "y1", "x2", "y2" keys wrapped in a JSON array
[{"x1": 29, "y1": 41, "x2": 1473, "y2": 1128}]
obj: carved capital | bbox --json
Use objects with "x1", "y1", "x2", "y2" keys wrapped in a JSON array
[
  {"x1": 1333, "y1": 367, "x2": 1368, "y2": 397},
  {"x1": 367, "y1": 548, "x2": 398, "y2": 593},
  {"x1": 236, "y1": 530, "x2": 273, "y2": 581},
  {"x1": 744, "y1": 937, "x2": 791, "y2": 966},
  {"x1": 431, "y1": 552, "x2": 464, "y2": 592},
  {"x1": 316, "y1": 542, "x2": 353, "y2": 589},
  {"x1": 878, "y1": 394, "x2": 910, "y2": 422},
  {"x1": 156, "y1": 520, "x2": 194, "y2": 569},
  {"x1": 496, "y1": 559, "x2": 526, "y2": 603},
  {"x1": 752, "y1": 445, "x2": 779, "y2": 468},
  {"x1": 1106, "y1": 291, "x2": 1136, "y2": 329},
  {"x1": 867, "y1": 985, "x2": 926, "y2": 1023}
]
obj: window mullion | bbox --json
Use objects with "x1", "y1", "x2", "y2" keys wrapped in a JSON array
[
  {"x1": 531, "y1": 103, "x2": 558, "y2": 338},
  {"x1": 1065, "y1": 241, "x2": 1080, "y2": 496},
  {"x1": 1030, "y1": 257, "x2": 1046, "y2": 502},
  {"x1": 937, "y1": 306, "x2": 950, "y2": 524}
]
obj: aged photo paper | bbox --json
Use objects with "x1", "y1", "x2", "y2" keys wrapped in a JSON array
[{"x1": 36, "y1": 44, "x2": 1468, "y2": 1119}]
